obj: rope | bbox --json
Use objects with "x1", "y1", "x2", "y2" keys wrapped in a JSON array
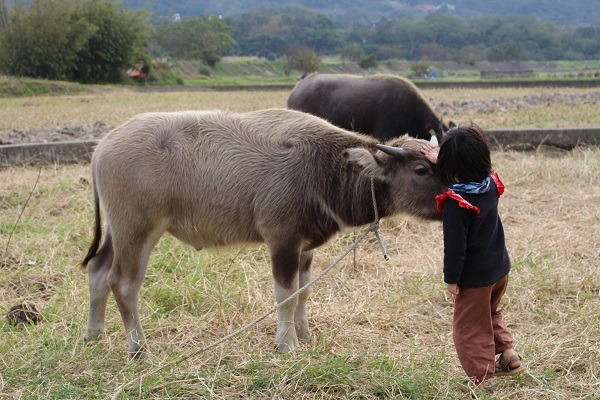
[
  {"x1": 111, "y1": 178, "x2": 388, "y2": 399},
  {"x1": 3, "y1": 165, "x2": 42, "y2": 260},
  {"x1": 371, "y1": 178, "x2": 389, "y2": 260}
]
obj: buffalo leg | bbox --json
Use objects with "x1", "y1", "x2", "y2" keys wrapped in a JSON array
[
  {"x1": 108, "y1": 222, "x2": 165, "y2": 358},
  {"x1": 85, "y1": 231, "x2": 113, "y2": 342},
  {"x1": 295, "y1": 249, "x2": 313, "y2": 342},
  {"x1": 270, "y1": 243, "x2": 301, "y2": 353}
]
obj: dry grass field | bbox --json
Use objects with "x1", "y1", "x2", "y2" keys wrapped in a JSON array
[
  {"x1": 0, "y1": 86, "x2": 599, "y2": 399},
  {"x1": 1, "y1": 85, "x2": 600, "y2": 134}
]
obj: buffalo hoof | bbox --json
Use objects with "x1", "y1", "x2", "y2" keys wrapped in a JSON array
[
  {"x1": 295, "y1": 322, "x2": 309, "y2": 342},
  {"x1": 128, "y1": 347, "x2": 149, "y2": 361},
  {"x1": 275, "y1": 321, "x2": 299, "y2": 353},
  {"x1": 275, "y1": 340, "x2": 298, "y2": 354},
  {"x1": 84, "y1": 330, "x2": 104, "y2": 342}
]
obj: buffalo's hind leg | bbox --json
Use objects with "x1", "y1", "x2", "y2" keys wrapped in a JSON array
[
  {"x1": 295, "y1": 249, "x2": 313, "y2": 342},
  {"x1": 108, "y1": 221, "x2": 166, "y2": 359},
  {"x1": 270, "y1": 242, "x2": 302, "y2": 353},
  {"x1": 85, "y1": 231, "x2": 114, "y2": 342}
]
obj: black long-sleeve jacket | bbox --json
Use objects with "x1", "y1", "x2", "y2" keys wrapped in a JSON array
[{"x1": 437, "y1": 173, "x2": 511, "y2": 288}]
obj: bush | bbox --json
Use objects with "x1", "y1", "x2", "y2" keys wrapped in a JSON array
[
  {"x1": 358, "y1": 54, "x2": 378, "y2": 70},
  {"x1": 283, "y1": 46, "x2": 321, "y2": 76},
  {"x1": 410, "y1": 58, "x2": 433, "y2": 78},
  {"x1": 71, "y1": 0, "x2": 150, "y2": 83},
  {"x1": 0, "y1": 0, "x2": 149, "y2": 84},
  {"x1": 198, "y1": 65, "x2": 212, "y2": 76}
]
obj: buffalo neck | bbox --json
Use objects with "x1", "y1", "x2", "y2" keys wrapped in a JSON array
[{"x1": 333, "y1": 172, "x2": 391, "y2": 228}]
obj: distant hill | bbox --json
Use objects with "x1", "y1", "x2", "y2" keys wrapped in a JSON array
[
  {"x1": 448, "y1": 0, "x2": 600, "y2": 25},
  {"x1": 121, "y1": 0, "x2": 600, "y2": 26}
]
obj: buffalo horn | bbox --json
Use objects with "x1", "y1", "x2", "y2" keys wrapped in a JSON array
[
  {"x1": 430, "y1": 135, "x2": 438, "y2": 147},
  {"x1": 376, "y1": 144, "x2": 405, "y2": 160}
]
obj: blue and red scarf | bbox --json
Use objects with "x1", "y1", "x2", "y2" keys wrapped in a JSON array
[{"x1": 436, "y1": 172, "x2": 504, "y2": 216}]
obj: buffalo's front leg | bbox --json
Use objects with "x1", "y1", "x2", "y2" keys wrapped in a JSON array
[{"x1": 269, "y1": 243, "x2": 301, "y2": 353}]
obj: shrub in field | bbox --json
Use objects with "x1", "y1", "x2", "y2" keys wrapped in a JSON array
[
  {"x1": 0, "y1": 0, "x2": 149, "y2": 83},
  {"x1": 283, "y1": 46, "x2": 321, "y2": 76},
  {"x1": 358, "y1": 54, "x2": 378, "y2": 70},
  {"x1": 198, "y1": 65, "x2": 212, "y2": 76}
]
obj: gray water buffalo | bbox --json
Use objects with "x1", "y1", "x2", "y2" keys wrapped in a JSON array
[
  {"x1": 287, "y1": 73, "x2": 449, "y2": 142},
  {"x1": 81, "y1": 108, "x2": 445, "y2": 358}
]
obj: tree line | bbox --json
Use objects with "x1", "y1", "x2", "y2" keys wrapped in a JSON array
[
  {"x1": 121, "y1": 0, "x2": 600, "y2": 27},
  {"x1": 0, "y1": 0, "x2": 599, "y2": 84},
  {"x1": 227, "y1": 7, "x2": 600, "y2": 63}
]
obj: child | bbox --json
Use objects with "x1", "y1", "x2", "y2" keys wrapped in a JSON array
[{"x1": 421, "y1": 124, "x2": 526, "y2": 388}]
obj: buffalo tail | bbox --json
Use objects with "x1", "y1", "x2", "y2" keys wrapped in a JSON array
[{"x1": 80, "y1": 182, "x2": 102, "y2": 268}]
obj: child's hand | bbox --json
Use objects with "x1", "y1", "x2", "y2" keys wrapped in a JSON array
[
  {"x1": 421, "y1": 145, "x2": 439, "y2": 164},
  {"x1": 447, "y1": 283, "x2": 459, "y2": 295}
]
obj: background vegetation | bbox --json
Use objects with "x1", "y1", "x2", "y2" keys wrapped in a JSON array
[
  {"x1": 120, "y1": 0, "x2": 600, "y2": 26},
  {"x1": 1, "y1": 0, "x2": 599, "y2": 83},
  {"x1": 225, "y1": 9, "x2": 600, "y2": 63},
  {"x1": 0, "y1": 2, "x2": 598, "y2": 397},
  {"x1": 0, "y1": 0, "x2": 148, "y2": 83}
]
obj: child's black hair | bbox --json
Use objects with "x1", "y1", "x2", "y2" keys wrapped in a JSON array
[{"x1": 437, "y1": 123, "x2": 492, "y2": 186}]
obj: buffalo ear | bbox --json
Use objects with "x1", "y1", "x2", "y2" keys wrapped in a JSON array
[
  {"x1": 344, "y1": 148, "x2": 386, "y2": 180},
  {"x1": 344, "y1": 148, "x2": 375, "y2": 168}
]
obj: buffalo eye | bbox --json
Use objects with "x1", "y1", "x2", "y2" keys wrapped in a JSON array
[{"x1": 414, "y1": 165, "x2": 429, "y2": 176}]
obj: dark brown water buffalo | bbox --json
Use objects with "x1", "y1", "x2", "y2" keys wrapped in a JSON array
[
  {"x1": 81, "y1": 108, "x2": 445, "y2": 358},
  {"x1": 287, "y1": 73, "x2": 448, "y2": 142}
]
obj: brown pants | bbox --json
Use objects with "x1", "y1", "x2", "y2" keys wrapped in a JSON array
[{"x1": 453, "y1": 275, "x2": 514, "y2": 382}]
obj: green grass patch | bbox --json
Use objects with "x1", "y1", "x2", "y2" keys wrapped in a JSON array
[
  {"x1": 0, "y1": 75, "x2": 95, "y2": 97},
  {"x1": 112, "y1": 352, "x2": 449, "y2": 399}
]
